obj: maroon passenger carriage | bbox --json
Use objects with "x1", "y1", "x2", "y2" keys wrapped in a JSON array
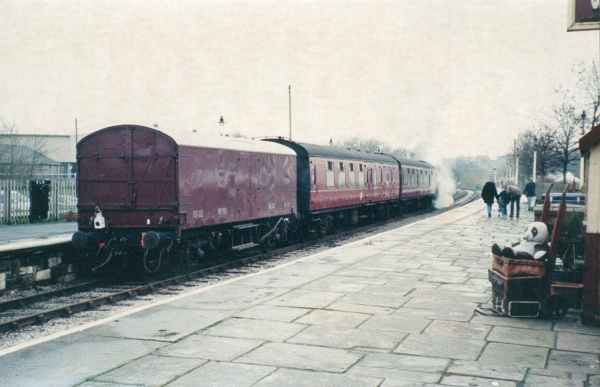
[
  {"x1": 72, "y1": 125, "x2": 297, "y2": 274},
  {"x1": 264, "y1": 139, "x2": 436, "y2": 236}
]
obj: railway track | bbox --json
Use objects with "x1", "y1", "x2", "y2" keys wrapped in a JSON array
[{"x1": 0, "y1": 190, "x2": 477, "y2": 333}]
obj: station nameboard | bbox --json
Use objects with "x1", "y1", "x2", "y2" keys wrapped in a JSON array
[{"x1": 568, "y1": 0, "x2": 600, "y2": 31}]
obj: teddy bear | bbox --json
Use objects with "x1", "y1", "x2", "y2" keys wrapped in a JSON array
[{"x1": 491, "y1": 221, "x2": 550, "y2": 261}]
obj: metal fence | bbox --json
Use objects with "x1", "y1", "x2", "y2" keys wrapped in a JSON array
[{"x1": 0, "y1": 175, "x2": 77, "y2": 225}]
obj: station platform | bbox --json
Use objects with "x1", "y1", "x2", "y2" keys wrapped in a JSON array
[
  {"x1": 1, "y1": 201, "x2": 599, "y2": 387},
  {"x1": 0, "y1": 221, "x2": 76, "y2": 245}
]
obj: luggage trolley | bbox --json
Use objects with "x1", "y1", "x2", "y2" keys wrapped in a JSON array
[{"x1": 477, "y1": 185, "x2": 571, "y2": 319}]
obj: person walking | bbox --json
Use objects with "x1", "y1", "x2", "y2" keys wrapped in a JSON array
[
  {"x1": 481, "y1": 181, "x2": 498, "y2": 218},
  {"x1": 523, "y1": 178, "x2": 537, "y2": 211},
  {"x1": 506, "y1": 184, "x2": 522, "y2": 219}
]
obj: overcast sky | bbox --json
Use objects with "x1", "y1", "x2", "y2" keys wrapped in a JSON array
[{"x1": 0, "y1": 0, "x2": 598, "y2": 162}]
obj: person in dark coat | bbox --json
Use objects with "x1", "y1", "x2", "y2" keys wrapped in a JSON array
[
  {"x1": 507, "y1": 184, "x2": 522, "y2": 219},
  {"x1": 481, "y1": 181, "x2": 498, "y2": 218},
  {"x1": 523, "y1": 178, "x2": 537, "y2": 211}
]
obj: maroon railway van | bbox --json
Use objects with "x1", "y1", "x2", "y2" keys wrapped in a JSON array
[{"x1": 73, "y1": 125, "x2": 297, "y2": 271}]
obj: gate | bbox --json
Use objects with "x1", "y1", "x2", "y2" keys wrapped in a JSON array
[{"x1": 0, "y1": 175, "x2": 77, "y2": 225}]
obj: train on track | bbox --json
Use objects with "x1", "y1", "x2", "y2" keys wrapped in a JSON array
[{"x1": 71, "y1": 125, "x2": 437, "y2": 274}]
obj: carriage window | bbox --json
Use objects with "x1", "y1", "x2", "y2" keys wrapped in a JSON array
[
  {"x1": 326, "y1": 161, "x2": 334, "y2": 189},
  {"x1": 338, "y1": 162, "x2": 346, "y2": 188},
  {"x1": 373, "y1": 168, "x2": 378, "y2": 186},
  {"x1": 311, "y1": 163, "x2": 316, "y2": 186},
  {"x1": 349, "y1": 163, "x2": 355, "y2": 188},
  {"x1": 359, "y1": 164, "x2": 365, "y2": 187},
  {"x1": 386, "y1": 168, "x2": 390, "y2": 185}
]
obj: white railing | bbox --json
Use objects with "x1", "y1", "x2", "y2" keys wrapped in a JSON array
[{"x1": 0, "y1": 175, "x2": 77, "y2": 225}]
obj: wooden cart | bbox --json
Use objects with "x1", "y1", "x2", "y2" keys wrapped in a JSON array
[{"x1": 478, "y1": 185, "x2": 578, "y2": 319}]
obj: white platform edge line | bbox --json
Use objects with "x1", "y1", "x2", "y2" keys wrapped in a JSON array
[{"x1": 0, "y1": 199, "x2": 483, "y2": 357}]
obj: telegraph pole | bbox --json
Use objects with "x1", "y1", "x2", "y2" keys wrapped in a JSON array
[{"x1": 288, "y1": 85, "x2": 292, "y2": 140}]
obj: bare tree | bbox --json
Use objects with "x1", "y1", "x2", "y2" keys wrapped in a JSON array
[
  {"x1": 549, "y1": 104, "x2": 581, "y2": 183},
  {"x1": 0, "y1": 120, "x2": 51, "y2": 178},
  {"x1": 573, "y1": 61, "x2": 600, "y2": 129},
  {"x1": 515, "y1": 124, "x2": 557, "y2": 180},
  {"x1": 558, "y1": 61, "x2": 600, "y2": 131},
  {"x1": 335, "y1": 137, "x2": 415, "y2": 159}
]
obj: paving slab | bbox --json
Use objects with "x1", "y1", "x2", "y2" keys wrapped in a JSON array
[
  {"x1": 93, "y1": 354, "x2": 205, "y2": 386},
  {"x1": 545, "y1": 349, "x2": 600, "y2": 374},
  {"x1": 402, "y1": 297, "x2": 478, "y2": 313},
  {"x1": 347, "y1": 365, "x2": 442, "y2": 384},
  {"x1": 235, "y1": 342, "x2": 362, "y2": 372},
  {"x1": 379, "y1": 380, "x2": 440, "y2": 387},
  {"x1": 287, "y1": 325, "x2": 403, "y2": 350},
  {"x1": 294, "y1": 309, "x2": 371, "y2": 327},
  {"x1": 78, "y1": 383, "x2": 137, "y2": 387},
  {"x1": 522, "y1": 374, "x2": 583, "y2": 386},
  {"x1": 528, "y1": 367, "x2": 581, "y2": 379},
  {"x1": 423, "y1": 320, "x2": 491, "y2": 340},
  {"x1": 91, "y1": 304, "x2": 230, "y2": 342},
  {"x1": 157, "y1": 334, "x2": 263, "y2": 360},
  {"x1": 554, "y1": 319, "x2": 600, "y2": 336},
  {"x1": 478, "y1": 343, "x2": 549, "y2": 368},
  {"x1": 338, "y1": 292, "x2": 409, "y2": 308},
  {"x1": 0, "y1": 332, "x2": 164, "y2": 387},
  {"x1": 254, "y1": 368, "x2": 382, "y2": 387},
  {"x1": 392, "y1": 307, "x2": 475, "y2": 322},
  {"x1": 408, "y1": 289, "x2": 490, "y2": 303},
  {"x1": 394, "y1": 334, "x2": 486, "y2": 360},
  {"x1": 168, "y1": 284, "x2": 290, "y2": 311},
  {"x1": 355, "y1": 352, "x2": 450, "y2": 373},
  {"x1": 590, "y1": 375, "x2": 600, "y2": 386},
  {"x1": 439, "y1": 375, "x2": 517, "y2": 386},
  {"x1": 264, "y1": 289, "x2": 345, "y2": 308},
  {"x1": 332, "y1": 268, "x2": 388, "y2": 278},
  {"x1": 233, "y1": 305, "x2": 310, "y2": 322},
  {"x1": 300, "y1": 275, "x2": 382, "y2": 292},
  {"x1": 446, "y1": 361, "x2": 526, "y2": 382},
  {"x1": 469, "y1": 315, "x2": 554, "y2": 331},
  {"x1": 359, "y1": 314, "x2": 432, "y2": 333},
  {"x1": 232, "y1": 262, "x2": 343, "y2": 288},
  {"x1": 165, "y1": 361, "x2": 275, "y2": 387},
  {"x1": 326, "y1": 302, "x2": 396, "y2": 315},
  {"x1": 556, "y1": 331, "x2": 600, "y2": 354},
  {"x1": 359, "y1": 284, "x2": 416, "y2": 296},
  {"x1": 202, "y1": 317, "x2": 306, "y2": 341},
  {"x1": 487, "y1": 326, "x2": 556, "y2": 348}
]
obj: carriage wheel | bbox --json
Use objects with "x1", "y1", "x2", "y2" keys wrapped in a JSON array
[{"x1": 543, "y1": 295, "x2": 567, "y2": 319}]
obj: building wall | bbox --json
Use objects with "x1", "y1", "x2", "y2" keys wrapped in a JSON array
[
  {"x1": 587, "y1": 144, "x2": 600, "y2": 234},
  {"x1": 583, "y1": 140, "x2": 600, "y2": 325}
]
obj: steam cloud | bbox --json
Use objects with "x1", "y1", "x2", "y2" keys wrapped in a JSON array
[
  {"x1": 412, "y1": 144, "x2": 457, "y2": 209},
  {"x1": 433, "y1": 163, "x2": 456, "y2": 209}
]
